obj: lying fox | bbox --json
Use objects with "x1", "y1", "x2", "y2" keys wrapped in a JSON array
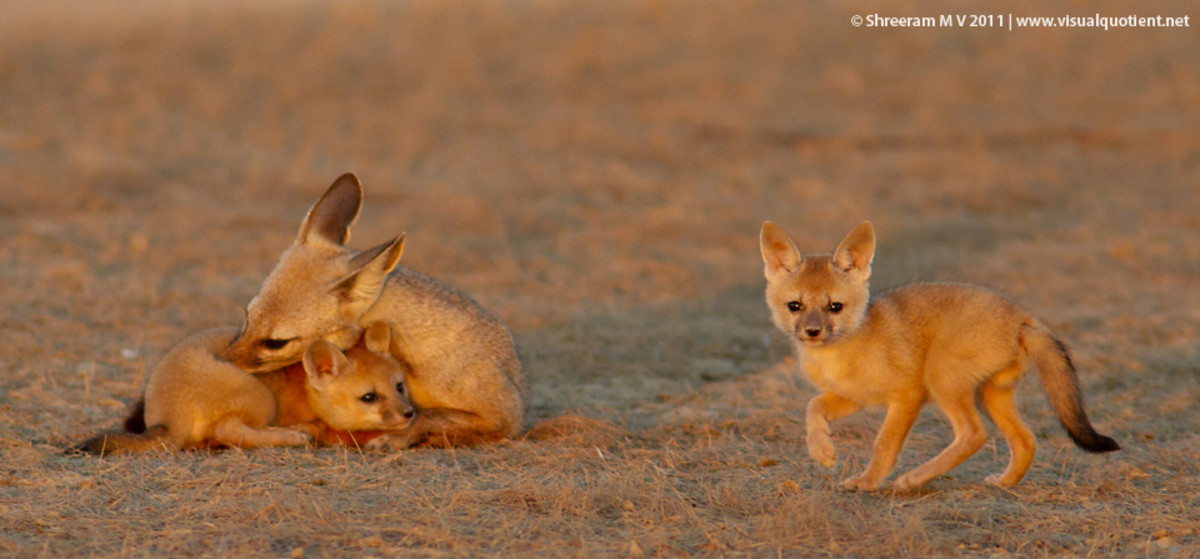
[
  {"x1": 221, "y1": 174, "x2": 527, "y2": 448},
  {"x1": 759, "y1": 221, "x2": 1119, "y2": 490},
  {"x1": 75, "y1": 322, "x2": 414, "y2": 454}
]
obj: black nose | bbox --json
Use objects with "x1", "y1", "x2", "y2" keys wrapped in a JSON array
[
  {"x1": 403, "y1": 409, "x2": 416, "y2": 420},
  {"x1": 804, "y1": 327, "x2": 821, "y2": 337}
]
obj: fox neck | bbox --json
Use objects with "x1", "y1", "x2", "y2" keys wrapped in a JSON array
[
  {"x1": 304, "y1": 385, "x2": 340, "y2": 426},
  {"x1": 265, "y1": 365, "x2": 320, "y2": 427},
  {"x1": 790, "y1": 303, "x2": 891, "y2": 404}
]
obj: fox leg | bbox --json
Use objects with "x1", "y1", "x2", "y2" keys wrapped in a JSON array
[
  {"x1": 211, "y1": 416, "x2": 312, "y2": 449},
  {"x1": 286, "y1": 421, "x2": 329, "y2": 441},
  {"x1": 841, "y1": 396, "x2": 922, "y2": 491},
  {"x1": 894, "y1": 389, "x2": 988, "y2": 491},
  {"x1": 366, "y1": 407, "x2": 509, "y2": 450},
  {"x1": 979, "y1": 371, "x2": 1036, "y2": 487},
  {"x1": 805, "y1": 393, "x2": 862, "y2": 468}
]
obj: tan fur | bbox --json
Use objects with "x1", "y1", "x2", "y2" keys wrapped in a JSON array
[
  {"x1": 75, "y1": 323, "x2": 414, "y2": 454},
  {"x1": 760, "y1": 221, "x2": 1118, "y2": 491},
  {"x1": 222, "y1": 173, "x2": 527, "y2": 448}
]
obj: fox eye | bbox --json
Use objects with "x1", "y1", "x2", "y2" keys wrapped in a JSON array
[
  {"x1": 787, "y1": 301, "x2": 803, "y2": 313},
  {"x1": 828, "y1": 302, "x2": 844, "y2": 313},
  {"x1": 259, "y1": 338, "x2": 294, "y2": 351},
  {"x1": 360, "y1": 392, "x2": 378, "y2": 403},
  {"x1": 395, "y1": 382, "x2": 405, "y2": 395}
]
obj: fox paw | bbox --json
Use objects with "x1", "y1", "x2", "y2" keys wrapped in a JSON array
[
  {"x1": 893, "y1": 472, "x2": 927, "y2": 492},
  {"x1": 807, "y1": 437, "x2": 838, "y2": 469},
  {"x1": 364, "y1": 432, "x2": 416, "y2": 451},
  {"x1": 267, "y1": 427, "x2": 313, "y2": 446},
  {"x1": 984, "y1": 473, "x2": 1020, "y2": 488},
  {"x1": 839, "y1": 474, "x2": 883, "y2": 491}
]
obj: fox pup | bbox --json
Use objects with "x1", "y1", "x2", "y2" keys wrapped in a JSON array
[
  {"x1": 76, "y1": 322, "x2": 414, "y2": 454},
  {"x1": 221, "y1": 173, "x2": 527, "y2": 448},
  {"x1": 759, "y1": 221, "x2": 1118, "y2": 491}
]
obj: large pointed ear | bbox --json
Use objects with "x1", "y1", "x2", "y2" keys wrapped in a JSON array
[
  {"x1": 362, "y1": 321, "x2": 391, "y2": 354},
  {"x1": 303, "y1": 339, "x2": 350, "y2": 389},
  {"x1": 832, "y1": 221, "x2": 875, "y2": 275},
  {"x1": 760, "y1": 221, "x2": 803, "y2": 278},
  {"x1": 336, "y1": 234, "x2": 406, "y2": 311},
  {"x1": 297, "y1": 173, "x2": 363, "y2": 246}
]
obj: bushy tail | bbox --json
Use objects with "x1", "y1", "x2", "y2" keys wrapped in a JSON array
[
  {"x1": 70, "y1": 425, "x2": 173, "y2": 455},
  {"x1": 1021, "y1": 323, "x2": 1120, "y2": 453},
  {"x1": 124, "y1": 398, "x2": 147, "y2": 433}
]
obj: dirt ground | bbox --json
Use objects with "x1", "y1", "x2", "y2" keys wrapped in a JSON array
[{"x1": 1, "y1": 0, "x2": 1198, "y2": 557}]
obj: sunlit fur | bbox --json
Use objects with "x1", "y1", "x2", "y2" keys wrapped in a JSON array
[
  {"x1": 73, "y1": 324, "x2": 415, "y2": 454},
  {"x1": 222, "y1": 174, "x2": 527, "y2": 448},
  {"x1": 760, "y1": 221, "x2": 1118, "y2": 491}
]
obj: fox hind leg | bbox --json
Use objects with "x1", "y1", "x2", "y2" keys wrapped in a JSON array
[
  {"x1": 979, "y1": 368, "x2": 1036, "y2": 487},
  {"x1": 211, "y1": 416, "x2": 312, "y2": 449}
]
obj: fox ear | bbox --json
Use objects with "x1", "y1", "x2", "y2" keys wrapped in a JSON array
[
  {"x1": 760, "y1": 222, "x2": 803, "y2": 277},
  {"x1": 832, "y1": 221, "x2": 875, "y2": 275},
  {"x1": 297, "y1": 173, "x2": 363, "y2": 246},
  {"x1": 362, "y1": 321, "x2": 391, "y2": 354},
  {"x1": 335, "y1": 234, "x2": 406, "y2": 314},
  {"x1": 303, "y1": 340, "x2": 350, "y2": 388}
]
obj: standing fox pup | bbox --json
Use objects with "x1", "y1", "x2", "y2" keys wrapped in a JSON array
[
  {"x1": 759, "y1": 221, "x2": 1119, "y2": 490},
  {"x1": 221, "y1": 173, "x2": 527, "y2": 448},
  {"x1": 76, "y1": 322, "x2": 414, "y2": 454}
]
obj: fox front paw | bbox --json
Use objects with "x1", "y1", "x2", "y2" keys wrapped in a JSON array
[
  {"x1": 984, "y1": 472, "x2": 1020, "y2": 489},
  {"x1": 807, "y1": 436, "x2": 838, "y2": 469},
  {"x1": 364, "y1": 431, "x2": 418, "y2": 451},
  {"x1": 893, "y1": 472, "x2": 927, "y2": 492},
  {"x1": 839, "y1": 474, "x2": 884, "y2": 491}
]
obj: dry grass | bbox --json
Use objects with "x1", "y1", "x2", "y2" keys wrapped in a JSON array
[{"x1": 2, "y1": 0, "x2": 1198, "y2": 556}]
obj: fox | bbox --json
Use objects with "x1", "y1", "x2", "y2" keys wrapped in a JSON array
[
  {"x1": 759, "y1": 221, "x2": 1119, "y2": 491},
  {"x1": 221, "y1": 173, "x2": 527, "y2": 448},
  {"x1": 75, "y1": 322, "x2": 415, "y2": 454}
]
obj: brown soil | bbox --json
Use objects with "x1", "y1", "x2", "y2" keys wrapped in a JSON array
[{"x1": 2, "y1": 1, "x2": 1197, "y2": 556}]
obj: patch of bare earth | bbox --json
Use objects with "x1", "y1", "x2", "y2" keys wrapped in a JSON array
[{"x1": 1, "y1": 1, "x2": 1197, "y2": 556}]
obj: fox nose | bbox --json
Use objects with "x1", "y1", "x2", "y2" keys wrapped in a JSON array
[
  {"x1": 803, "y1": 326, "x2": 822, "y2": 338},
  {"x1": 403, "y1": 408, "x2": 415, "y2": 420}
]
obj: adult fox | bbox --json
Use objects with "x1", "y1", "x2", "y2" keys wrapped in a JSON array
[{"x1": 222, "y1": 173, "x2": 527, "y2": 448}]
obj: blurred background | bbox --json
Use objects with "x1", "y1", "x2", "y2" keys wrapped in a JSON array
[{"x1": 1, "y1": 0, "x2": 1196, "y2": 438}]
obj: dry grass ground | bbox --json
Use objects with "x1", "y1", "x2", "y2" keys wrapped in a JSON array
[{"x1": 2, "y1": 0, "x2": 1198, "y2": 556}]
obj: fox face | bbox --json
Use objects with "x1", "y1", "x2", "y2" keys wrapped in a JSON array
[
  {"x1": 302, "y1": 323, "x2": 415, "y2": 432},
  {"x1": 760, "y1": 222, "x2": 875, "y2": 347},
  {"x1": 223, "y1": 174, "x2": 405, "y2": 372}
]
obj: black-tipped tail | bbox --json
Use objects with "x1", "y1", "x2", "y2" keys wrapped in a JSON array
[
  {"x1": 123, "y1": 399, "x2": 147, "y2": 434},
  {"x1": 69, "y1": 432, "x2": 118, "y2": 455},
  {"x1": 1066, "y1": 426, "x2": 1121, "y2": 453},
  {"x1": 67, "y1": 426, "x2": 171, "y2": 456},
  {"x1": 1023, "y1": 325, "x2": 1120, "y2": 454}
]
